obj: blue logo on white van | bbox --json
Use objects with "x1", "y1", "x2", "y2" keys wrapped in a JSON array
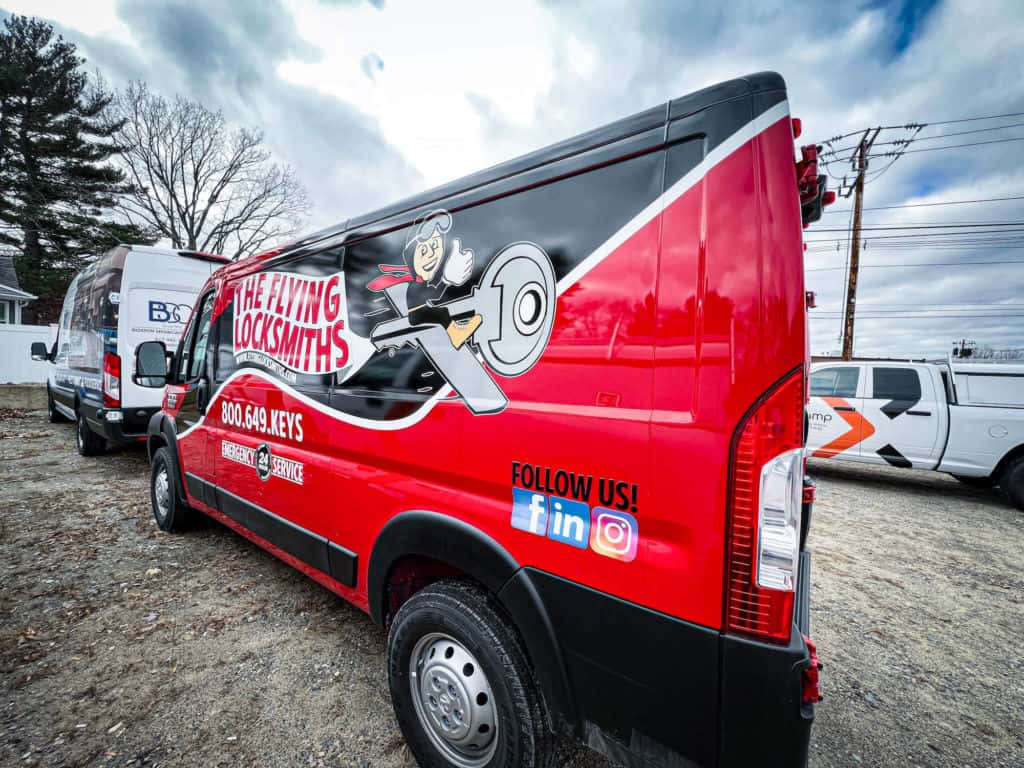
[{"x1": 148, "y1": 301, "x2": 191, "y2": 323}]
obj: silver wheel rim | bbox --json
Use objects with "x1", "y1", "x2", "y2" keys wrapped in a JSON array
[
  {"x1": 154, "y1": 466, "x2": 170, "y2": 520},
  {"x1": 77, "y1": 417, "x2": 85, "y2": 451},
  {"x1": 409, "y1": 633, "x2": 498, "y2": 767}
]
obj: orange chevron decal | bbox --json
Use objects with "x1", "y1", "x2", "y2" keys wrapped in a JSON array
[{"x1": 812, "y1": 397, "x2": 876, "y2": 458}]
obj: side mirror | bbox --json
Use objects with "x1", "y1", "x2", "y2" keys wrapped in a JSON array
[
  {"x1": 134, "y1": 341, "x2": 169, "y2": 387},
  {"x1": 30, "y1": 341, "x2": 50, "y2": 362}
]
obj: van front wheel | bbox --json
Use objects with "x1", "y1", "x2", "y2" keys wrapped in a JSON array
[
  {"x1": 387, "y1": 581, "x2": 553, "y2": 768},
  {"x1": 47, "y1": 388, "x2": 68, "y2": 423},
  {"x1": 151, "y1": 447, "x2": 191, "y2": 531}
]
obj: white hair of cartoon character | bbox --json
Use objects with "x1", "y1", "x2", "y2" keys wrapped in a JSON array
[{"x1": 404, "y1": 209, "x2": 453, "y2": 254}]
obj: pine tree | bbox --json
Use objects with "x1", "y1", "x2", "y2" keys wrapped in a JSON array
[{"x1": 0, "y1": 15, "x2": 155, "y2": 322}]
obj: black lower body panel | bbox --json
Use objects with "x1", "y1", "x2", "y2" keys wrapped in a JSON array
[
  {"x1": 521, "y1": 568, "x2": 719, "y2": 767},
  {"x1": 519, "y1": 568, "x2": 814, "y2": 768},
  {"x1": 184, "y1": 473, "x2": 358, "y2": 588}
]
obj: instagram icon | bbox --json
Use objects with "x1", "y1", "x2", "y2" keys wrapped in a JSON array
[{"x1": 589, "y1": 507, "x2": 639, "y2": 562}]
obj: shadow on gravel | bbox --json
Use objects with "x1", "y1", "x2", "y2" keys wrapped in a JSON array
[{"x1": 807, "y1": 460, "x2": 1014, "y2": 510}]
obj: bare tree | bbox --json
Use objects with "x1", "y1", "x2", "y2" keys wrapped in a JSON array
[{"x1": 110, "y1": 82, "x2": 309, "y2": 259}]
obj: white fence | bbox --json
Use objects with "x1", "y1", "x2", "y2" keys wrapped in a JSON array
[{"x1": 0, "y1": 325, "x2": 55, "y2": 384}]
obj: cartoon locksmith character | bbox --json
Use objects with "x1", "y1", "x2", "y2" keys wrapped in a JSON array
[{"x1": 367, "y1": 210, "x2": 482, "y2": 349}]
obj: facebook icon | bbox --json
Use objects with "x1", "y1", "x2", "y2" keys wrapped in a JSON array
[
  {"x1": 511, "y1": 488, "x2": 548, "y2": 536},
  {"x1": 546, "y1": 496, "x2": 590, "y2": 549}
]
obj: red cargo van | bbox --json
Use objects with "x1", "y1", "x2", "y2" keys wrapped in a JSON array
[{"x1": 135, "y1": 72, "x2": 826, "y2": 768}]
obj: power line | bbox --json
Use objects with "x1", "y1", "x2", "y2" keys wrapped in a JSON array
[
  {"x1": 813, "y1": 302, "x2": 1024, "y2": 308},
  {"x1": 910, "y1": 111, "x2": 1024, "y2": 127},
  {"x1": 822, "y1": 121, "x2": 1024, "y2": 156},
  {"x1": 806, "y1": 259, "x2": 1024, "y2": 271},
  {"x1": 817, "y1": 110, "x2": 1024, "y2": 145},
  {"x1": 821, "y1": 194, "x2": 1024, "y2": 214},
  {"x1": 810, "y1": 221, "x2": 1024, "y2": 232},
  {"x1": 804, "y1": 229, "x2": 1024, "y2": 242},
  {"x1": 868, "y1": 136, "x2": 1024, "y2": 157},
  {"x1": 812, "y1": 314, "x2": 1024, "y2": 319},
  {"x1": 807, "y1": 246, "x2": 1024, "y2": 253},
  {"x1": 814, "y1": 308, "x2": 1024, "y2": 314}
]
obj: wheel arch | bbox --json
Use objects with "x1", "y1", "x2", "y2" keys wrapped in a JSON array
[
  {"x1": 994, "y1": 442, "x2": 1024, "y2": 482},
  {"x1": 146, "y1": 412, "x2": 186, "y2": 500},
  {"x1": 368, "y1": 511, "x2": 577, "y2": 727}
]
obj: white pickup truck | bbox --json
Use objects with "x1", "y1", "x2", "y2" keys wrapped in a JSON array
[{"x1": 806, "y1": 359, "x2": 1024, "y2": 510}]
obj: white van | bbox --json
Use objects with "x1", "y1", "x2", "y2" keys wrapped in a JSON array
[{"x1": 32, "y1": 245, "x2": 228, "y2": 455}]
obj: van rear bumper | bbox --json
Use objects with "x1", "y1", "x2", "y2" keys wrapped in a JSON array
[
  {"x1": 83, "y1": 401, "x2": 159, "y2": 444},
  {"x1": 719, "y1": 552, "x2": 815, "y2": 767},
  {"x1": 718, "y1": 626, "x2": 814, "y2": 767}
]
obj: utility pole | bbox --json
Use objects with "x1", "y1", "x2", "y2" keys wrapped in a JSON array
[{"x1": 841, "y1": 128, "x2": 881, "y2": 360}]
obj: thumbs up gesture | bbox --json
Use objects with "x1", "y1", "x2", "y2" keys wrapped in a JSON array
[{"x1": 442, "y1": 238, "x2": 474, "y2": 287}]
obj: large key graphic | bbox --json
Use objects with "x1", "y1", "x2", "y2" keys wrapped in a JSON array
[{"x1": 370, "y1": 242, "x2": 557, "y2": 414}]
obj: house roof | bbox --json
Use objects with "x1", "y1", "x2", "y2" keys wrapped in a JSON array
[
  {"x1": 0, "y1": 255, "x2": 35, "y2": 300},
  {"x1": 0, "y1": 282, "x2": 36, "y2": 300},
  {"x1": 0, "y1": 255, "x2": 19, "y2": 290}
]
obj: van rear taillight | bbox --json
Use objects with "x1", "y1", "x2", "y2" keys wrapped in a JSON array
[
  {"x1": 726, "y1": 369, "x2": 805, "y2": 643},
  {"x1": 103, "y1": 352, "x2": 121, "y2": 408}
]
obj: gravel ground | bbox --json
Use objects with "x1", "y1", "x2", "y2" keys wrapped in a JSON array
[{"x1": 1, "y1": 411, "x2": 1021, "y2": 767}]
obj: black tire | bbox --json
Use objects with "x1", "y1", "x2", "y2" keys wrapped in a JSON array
[
  {"x1": 951, "y1": 474, "x2": 995, "y2": 489},
  {"x1": 150, "y1": 447, "x2": 191, "y2": 531},
  {"x1": 999, "y1": 457, "x2": 1024, "y2": 511},
  {"x1": 76, "y1": 410, "x2": 105, "y2": 456},
  {"x1": 387, "y1": 580, "x2": 553, "y2": 768},
  {"x1": 47, "y1": 388, "x2": 68, "y2": 423}
]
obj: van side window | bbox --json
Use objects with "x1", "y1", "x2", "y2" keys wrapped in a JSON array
[
  {"x1": 55, "y1": 278, "x2": 79, "y2": 364},
  {"x1": 872, "y1": 367, "x2": 921, "y2": 401},
  {"x1": 809, "y1": 367, "x2": 858, "y2": 398},
  {"x1": 178, "y1": 292, "x2": 215, "y2": 382},
  {"x1": 213, "y1": 301, "x2": 237, "y2": 383},
  {"x1": 189, "y1": 294, "x2": 216, "y2": 381},
  {"x1": 69, "y1": 270, "x2": 97, "y2": 372}
]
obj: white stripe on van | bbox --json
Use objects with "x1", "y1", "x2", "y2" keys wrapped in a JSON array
[{"x1": 557, "y1": 100, "x2": 790, "y2": 295}]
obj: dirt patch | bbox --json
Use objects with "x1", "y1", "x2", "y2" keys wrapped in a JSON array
[
  {"x1": 806, "y1": 459, "x2": 1023, "y2": 767},
  {"x1": 1, "y1": 413, "x2": 1021, "y2": 766}
]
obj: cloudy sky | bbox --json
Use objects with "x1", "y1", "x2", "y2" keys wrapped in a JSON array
[{"x1": 6, "y1": 0, "x2": 1024, "y2": 357}]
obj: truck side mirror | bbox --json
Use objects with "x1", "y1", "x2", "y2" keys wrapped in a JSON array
[
  {"x1": 30, "y1": 341, "x2": 50, "y2": 362},
  {"x1": 134, "y1": 341, "x2": 169, "y2": 387}
]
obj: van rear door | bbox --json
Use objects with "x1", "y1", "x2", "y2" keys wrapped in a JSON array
[
  {"x1": 119, "y1": 250, "x2": 216, "y2": 411},
  {"x1": 121, "y1": 287, "x2": 198, "y2": 409}
]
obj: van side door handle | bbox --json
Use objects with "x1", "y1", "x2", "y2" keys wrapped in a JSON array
[
  {"x1": 907, "y1": 410, "x2": 931, "y2": 416},
  {"x1": 833, "y1": 406, "x2": 856, "y2": 412}
]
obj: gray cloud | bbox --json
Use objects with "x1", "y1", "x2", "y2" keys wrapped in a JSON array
[
  {"x1": 317, "y1": 0, "x2": 385, "y2": 8},
  {"x1": 111, "y1": 0, "x2": 424, "y2": 223},
  {"x1": 26, "y1": 0, "x2": 422, "y2": 234},
  {"x1": 473, "y1": 0, "x2": 1024, "y2": 357},
  {"x1": 11, "y1": 0, "x2": 1023, "y2": 356}
]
